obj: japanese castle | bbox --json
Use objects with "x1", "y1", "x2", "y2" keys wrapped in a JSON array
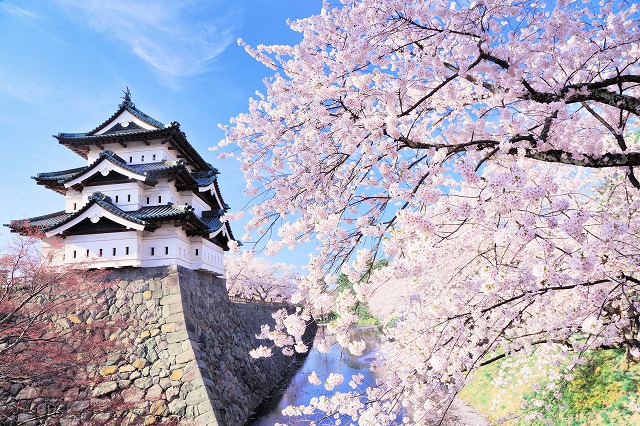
[{"x1": 7, "y1": 91, "x2": 234, "y2": 275}]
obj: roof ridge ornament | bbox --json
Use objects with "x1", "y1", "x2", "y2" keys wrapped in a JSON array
[{"x1": 121, "y1": 87, "x2": 133, "y2": 107}]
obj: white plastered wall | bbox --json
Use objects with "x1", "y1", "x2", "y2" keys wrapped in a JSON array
[
  {"x1": 62, "y1": 231, "x2": 142, "y2": 268},
  {"x1": 87, "y1": 140, "x2": 179, "y2": 165},
  {"x1": 139, "y1": 225, "x2": 192, "y2": 269}
]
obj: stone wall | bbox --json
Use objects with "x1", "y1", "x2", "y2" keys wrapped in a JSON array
[{"x1": 1, "y1": 265, "x2": 316, "y2": 426}]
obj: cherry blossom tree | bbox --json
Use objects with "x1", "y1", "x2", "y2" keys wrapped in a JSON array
[
  {"x1": 221, "y1": 0, "x2": 640, "y2": 423},
  {"x1": 225, "y1": 251, "x2": 299, "y2": 303},
  {"x1": 0, "y1": 229, "x2": 119, "y2": 423}
]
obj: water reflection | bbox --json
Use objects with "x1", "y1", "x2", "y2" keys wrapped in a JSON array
[{"x1": 249, "y1": 326, "x2": 382, "y2": 425}]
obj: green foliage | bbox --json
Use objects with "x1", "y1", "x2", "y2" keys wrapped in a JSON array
[
  {"x1": 333, "y1": 266, "x2": 383, "y2": 327},
  {"x1": 523, "y1": 349, "x2": 640, "y2": 425},
  {"x1": 460, "y1": 348, "x2": 640, "y2": 425}
]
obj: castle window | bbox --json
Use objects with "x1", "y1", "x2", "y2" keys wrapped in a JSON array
[
  {"x1": 165, "y1": 246, "x2": 169, "y2": 255},
  {"x1": 158, "y1": 196, "x2": 162, "y2": 203},
  {"x1": 141, "y1": 155, "x2": 145, "y2": 162},
  {"x1": 73, "y1": 203, "x2": 77, "y2": 210},
  {"x1": 127, "y1": 194, "x2": 131, "y2": 202},
  {"x1": 113, "y1": 248, "x2": 116, "y2": 256},
  {"x1": 99, "y1": 249, "x2": 103, "y2": 257},
  {"x1": 115, "y1": 195, "x2": 119, "y2": 203},
  {"x1": 86, "y1": 249, "x2": 90, "y2": 257},
  {"x1": 195, "y1": 249, "x2": 199, "y2": 256},
  {"x1": 129, "y1": 156, "x2": 133, "y2": 162},
  {"x1": 125, "y1": 246, "x2": 130, "y2": 255},
  {"x1": 151, "y1": 247, "x2": 155, "y2": 256},
  {"x1": 146, "y1": 197, "x2": 150, "y2": 204},
  {"x1": 153, "y1": 154, "x2": 156, "y2": 161},
  {"x1": 73, "y1": 250, "x2": 77, "y2": 259}
]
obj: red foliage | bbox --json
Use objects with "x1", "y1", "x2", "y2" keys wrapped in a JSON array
[{"x1": 0, "y1": 228, "x2": 122, "y2": 421}]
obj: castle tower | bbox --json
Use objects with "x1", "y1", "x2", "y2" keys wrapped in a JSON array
[{"x1": 7, "y1": 91, "x2": 235, "y2": 275}]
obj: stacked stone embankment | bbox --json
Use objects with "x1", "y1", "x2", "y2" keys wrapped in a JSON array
[{"x1": 1, "y1": 265, "x2": 316, "y2": 426}]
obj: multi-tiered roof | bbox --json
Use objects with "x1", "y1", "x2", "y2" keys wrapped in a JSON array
[{"x1": 7, "y1": 92, "x2": 234, "y2": 271}]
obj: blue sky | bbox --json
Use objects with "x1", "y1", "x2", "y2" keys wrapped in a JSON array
[{"x1": 0, "y1": 0, "x2": 321, "y2": 266}]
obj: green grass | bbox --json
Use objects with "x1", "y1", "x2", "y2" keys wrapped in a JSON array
[{"x1": 459, "y1": 348, "x2": 640, "y2": 425}]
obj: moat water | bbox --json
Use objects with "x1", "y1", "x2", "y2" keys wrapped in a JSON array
[{"x1": 247, "y1": 326, "x2": 383, "y2": 425}]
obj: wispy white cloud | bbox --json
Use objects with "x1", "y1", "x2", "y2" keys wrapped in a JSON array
[
  {"x1": 0, "y1": 71, "x2": 53, "y2": 103},
  {"x1": 55, "y1": 0, "x2": 243, "y2": 78},
  {"x1": 0, "y1": 2, "x2": 40, "y2": 19}
]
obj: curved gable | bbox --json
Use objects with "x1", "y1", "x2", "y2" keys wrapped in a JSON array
[
  {"x1": 64, "y1": 151, "x2": 154, "y2": 188},
  {"x1": 45, "y1": 202, "x2": 147, "y2": 237}
]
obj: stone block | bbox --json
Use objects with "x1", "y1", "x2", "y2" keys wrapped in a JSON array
[
  {"x1": 146, "y1": 384, "x2": 163, "y2": 400},
  {"x1": 166, "y1": 386, "x2": 180, "y2": 401},
  {"x1": 147, "y1": 349, "x2": 159, "y2": 362},
  {"x1": 175, "y1": 350, "x2": 193, "y2": 364},
  {"x1": 10, "y1": 383, "x2": 23, "y2": 396},
  {"x1": 150, "y1": 400, "x2": 168, "y2": 416},
  {"x1": 161, "y1": 323, "x2": 177, "y2": 333},
  {"x1": 185, "y1": 387, "x2": 208, "y2": 405},
  {"x1": 16, "y1": 386, "x2": 38, "y2": 400},
  {"x1": 170, "y1": 369, "x2": 183, "y2": 381},
  {"x1": 143, "y1": 290, "x2": 152, "y2": 301},
  {"x1": 69, "y1": 400, "x2": 90, "y2": 413},
  {"x1": 133, "y1": 293, "x2": 143, "y2": 305},
  {"x1": 119, "y1": 364, "x2": 135, "y2": 373},
  {"x1": 92, "y1": 381, "x2": 118, "y2": 397},
  {"x1": 134, "y1": 377, "x2": 153, "y2": 389},
  {"x1": 133, "y1": 358, "x2": 149, "y2": 370},
  {"x1": 168, "y1": 399, "x2": 186, "y2": 415},
  {"x1": 182, "y1": 369, "x2": 200, "y2": 382},
  {"x1": 67, "y1": 314, "x2": 82, "y2": 324},
  {"x1": 166, "y1": 330, "x2": 189, "y2": 344},
  {"x1": 17, "y1": 413, "x2": 36, "y2": 426},
  {"x1": 196, "y1": 400, "x2": 213, "y2": 415},
  {"x1": 121, "y1": 386, "x2": 145, "y2": 404},
  {"x1": 59, "y1": 416, "x2": 80, "y2": 426},
  {"x1": 159, "y1": 294, "x2": 181, "y2": 306}
]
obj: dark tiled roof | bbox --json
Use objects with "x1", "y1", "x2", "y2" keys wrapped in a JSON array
[
  {"x1": 6, "y1": 211, "x2": 74, "y2": 232},
  {"x1": 6, "y1": 192, "x2": 236, "y2": 248},
  {"x1": 87, "y1": 100, "x2": 165, "y2": 136},
  {"x1": 57, "y1": 126, "x2": 169, "y2": 140},
  {"x1": 56, "y1": 122, "x2": 213, "y2": 174},
  {"x1": 130, "y1": 204, "x2": 196, "y2": 221},
  {"x1": 34, "y1": 166, "x2": 87, "y2": 183},
  {"x1": 128, "y1": 160, "x2": 186, "y2": 174},
  {"x1": 191, "y1": 170, "x2": 218, "y2": 187},
  {"x1": 34, "y1": 151, "x2": 192, "y2": 190}
]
